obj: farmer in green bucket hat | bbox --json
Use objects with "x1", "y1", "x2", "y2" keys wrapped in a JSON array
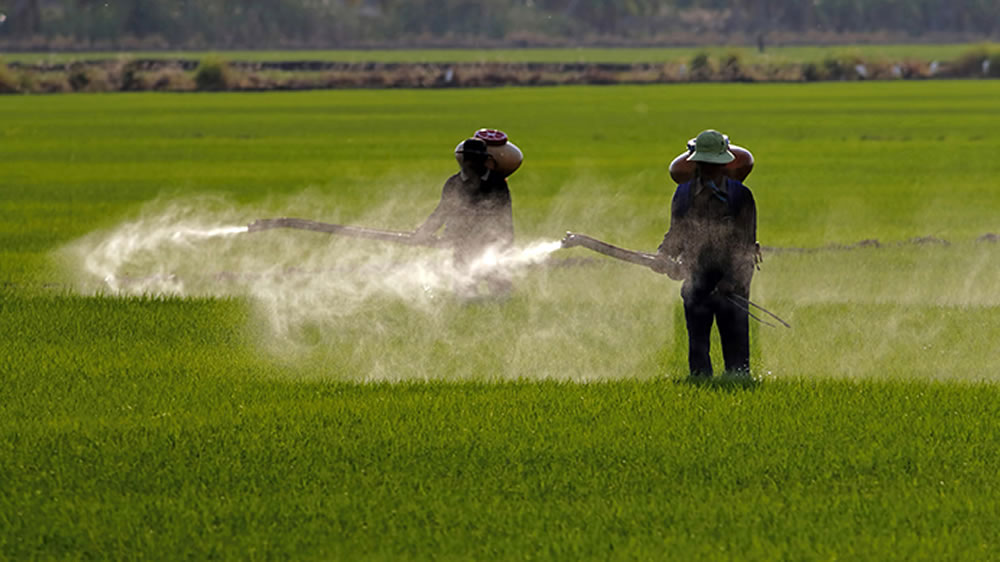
[{"x1": 652, "y1": 129, "x2": 760, "y2": 377}]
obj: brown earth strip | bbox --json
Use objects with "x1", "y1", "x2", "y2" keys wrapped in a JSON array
[{"x1": 2, "y1": 55, "x2": 995, "y2": 94}]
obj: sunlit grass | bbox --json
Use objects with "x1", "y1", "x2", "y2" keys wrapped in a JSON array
[{"x1": 4, "y1": 328, "x2": 1000, "y2": 559}]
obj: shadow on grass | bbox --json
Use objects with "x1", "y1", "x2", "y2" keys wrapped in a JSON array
[{"x1": 676, "y1": 372, "x2": 762, "y2": 392}]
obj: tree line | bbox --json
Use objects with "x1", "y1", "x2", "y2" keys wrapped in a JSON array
[{"x1": 0, "y1": 0, "x2": 997, "y2": 49}]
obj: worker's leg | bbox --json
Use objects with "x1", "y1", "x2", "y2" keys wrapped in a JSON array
[
  {"x1": 682, "y1": 289, "x2": 715, "y2": 377},
  {"x1": 717, "y1": 291, "x2": 751, "y2": 374}
]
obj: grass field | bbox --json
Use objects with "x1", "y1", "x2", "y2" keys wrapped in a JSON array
[
  {"x1": 2, "y1": 81, "x2": 999, "y2": 559},
  {"x1": 2, "y1": 43, "x2": 991, "y2": 65}
]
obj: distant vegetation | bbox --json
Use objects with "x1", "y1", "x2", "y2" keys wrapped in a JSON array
[
  {"x1": 0, "y1": 0, "x2": 997, "y2": 50},
  {"x1": 2, "y1": 43, "x2": 998, "y2": 93}
]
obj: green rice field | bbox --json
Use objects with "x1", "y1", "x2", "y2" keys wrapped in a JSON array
[{"x1": 2, "y1": 80, "x2": 999, "y2": 559}]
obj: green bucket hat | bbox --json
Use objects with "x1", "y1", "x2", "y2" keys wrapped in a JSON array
[{"x1": 686, "y1": 129, "x2": 736, "y2": 164}]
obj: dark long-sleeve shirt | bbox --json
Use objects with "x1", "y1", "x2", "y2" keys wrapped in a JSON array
[
  {"x1": 416, "y1": 169, "x2": 513, "y2": 262},
  {"x1": 658, "y1": 176, "x2": 757, "y2": 295}
]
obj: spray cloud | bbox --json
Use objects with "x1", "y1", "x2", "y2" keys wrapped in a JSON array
[{"x1": 61, "y1": 196, "x2": 564, "y2": 356}]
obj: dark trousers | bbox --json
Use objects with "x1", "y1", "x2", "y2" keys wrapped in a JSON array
[{"x1": 682, "y1": 287, "x2": 750, "y2": 376}]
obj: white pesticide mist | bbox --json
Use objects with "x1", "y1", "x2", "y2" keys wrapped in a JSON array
[
  {"x1": 96, "y1": 225, "x2": 250, "y2": 293},
  {"x1": 53, "y1": 183, "x2": 1000, "y2": 384},
  {"x1": 68, "y1": 200, "x2": 254, "y2": 295},
  {"x1": 53, "y1": 179, "x2": 692, "y2": 383},
  {"x1": 60, "y1": 197, "x2": 565, "y2": 356}
]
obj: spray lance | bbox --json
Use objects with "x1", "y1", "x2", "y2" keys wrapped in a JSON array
[
  {"x1": 246, "y1": 217, "x2": 448, "y2": 247},
  {"x1": 560, "y1": 231, "x2": 789, "y2": 328}
]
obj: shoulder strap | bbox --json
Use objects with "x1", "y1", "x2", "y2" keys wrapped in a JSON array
[
  {"x1": 726, "y1": 178, "x2": 742, "y2": 215},
  {"x1": 725, "y1": 178, "x2": 749, "y2": 216},
  {"x1": 672, "y1": 181, "x2": 694, "y2": 217}
]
